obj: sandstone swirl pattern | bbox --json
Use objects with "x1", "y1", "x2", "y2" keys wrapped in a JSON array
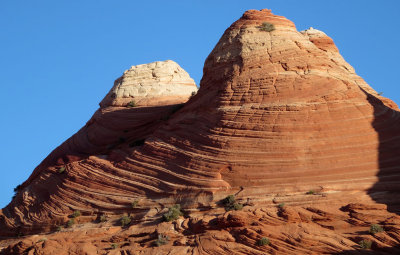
[{"x1": 1, "y1": 9, "x2": 400, "y2": 254}]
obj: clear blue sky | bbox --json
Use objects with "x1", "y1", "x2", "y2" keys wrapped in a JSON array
[{"x1": 1, "y1": 0, "x2": 399, "y2": 208}]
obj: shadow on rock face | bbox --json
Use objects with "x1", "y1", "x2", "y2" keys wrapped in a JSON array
[
  {"x1": 361, "y1": 87, "x2": 400, "y2": 215},
  {"x1": 332, "y1": 244, "x2": 400, "y2": 255}
]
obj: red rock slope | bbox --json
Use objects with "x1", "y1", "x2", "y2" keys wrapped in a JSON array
[{"x1": 1, "y1": 9, "x2": 400, "y2": 254}]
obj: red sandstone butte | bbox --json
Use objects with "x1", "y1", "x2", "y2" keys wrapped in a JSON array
[{"x1": 1, "y1": 9, "x2": 400, "y2": 254}]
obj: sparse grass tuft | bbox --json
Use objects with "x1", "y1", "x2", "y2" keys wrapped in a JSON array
[
  {"x1": 120, "y1": 215, "x2": 131, "y2": 227},
  {"x1": 259, "y1": 22, "x2": 275, "y2": 32},
  {"x1": 99, "y1": 214, "x2": 108, "y2": 223},
  {"x1": 131, "y1": 200, "x2": 139, "y2": 208},
  {"x1": 278, "y1": 203, "x2": 285, "y2": 209},
  {"x1": 66, "y1": 219, "x2": 75, "y2": 228},
  {"x1": 71, "y1": 210, "x2": 81, "y2": 218},
  {"x1": 306, "y1": 190, "x2": 315, "y2": 195},
  {"x1": 369, "y1": 224, "x2": 384, "y2": 235},
  {"x1": 110, "y1": 243, "x2": 118, "y2": 249},
  {"x1": 359, "y1": 239, "x2": 372, "y2": 249},
  {"x1": 154, "y1": 234, "x2": 169, "y2": 246},
  {"x1": 56, "y1": 226, "x2": 62, "y2": 232},
  {"x1": 257, "y1": 237, "x2": 270, "y2": 246},
  {"x1": 163, "y1": 204, "x2": 183, "y2": 222}
]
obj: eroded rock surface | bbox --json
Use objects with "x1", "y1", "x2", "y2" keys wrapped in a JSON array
[
  {"x1": 1, "y1": 9, "x2": 400, "y2": 254},
  {"x1": 100, "y1": 60, "x2": 197, "y2": 107}
]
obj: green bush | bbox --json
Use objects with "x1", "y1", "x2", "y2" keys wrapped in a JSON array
[
  {"x1": 120, "y1": 215, "x2": 131, "y2": 227},
  {"x1": 257, "y1": 237, "x2": 270, "y2": 246},
  {"x1": 56, "y1": 226, "x2": 62, "y2": 232},
  {"x1": 155, "y1": 234, "x2": 169, "y2": 246},
  {"x1": 58, "y1": 166, "x2": 66, "y2": 174},
  {"x1": 359, "y1": 239, "x2": 372, "y2": 249},
  {"x1": 223, "y1": 195, "x2": 235, "y2": 205},
  {"x1": 259, "y1": 22, "x2": 275, "y2": 32},
  {"x1": 233, "y1": 203, "x2": 243, "y2": 210},
  {"x1": 306, "y1": 190, "x2": 315, "y2": 195},
  {"x1": 66, "y1": 219, "x2": 75, "y2": 228},
  {"x1": 278, "y1": 203, "x2": 285, "y2": 209},
  {"x1": 99, "y1": 215, "x2": 108, "y2": 223},
  {"x1": 163, "y1": 204, "x2": 183, "y2": 222},
  {"x1": 110, "y1": 243, "x2": 118, "y2": 249},
  {"x1": 369, "y1": 224, "x2": 384, "y2": 235},
  {"x1": 222, "y1": 195, "x2": 244, "y2": 211},
  {"x1": 71, "y1": 210, "x2": 81, "y2": 218},
  {"x1": 127, "y1": 100, "x2": 136, "y2": 107},
  {"x1": 131, "y1": 200, "x2": 139, "y2": 208}
]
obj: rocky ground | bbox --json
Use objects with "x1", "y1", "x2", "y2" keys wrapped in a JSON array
[{"x1": 1, "y1": 191, "x2": 400, "y2": 254}]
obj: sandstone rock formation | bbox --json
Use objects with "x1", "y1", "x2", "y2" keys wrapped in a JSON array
[
  {"x1": 100, "y1": 60, "x2": 197, "y2": 107},
  {"x1": 1, "y1": 9, "x2": 400, "y2": 254}
]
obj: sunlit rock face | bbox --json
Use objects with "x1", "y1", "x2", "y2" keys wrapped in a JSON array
[
  {"x1": 100, "y1": 60, "x2": 198, "y2": 107},
  {"x1": 2, "y1": 9, "x2": 400, "y2": 255}
]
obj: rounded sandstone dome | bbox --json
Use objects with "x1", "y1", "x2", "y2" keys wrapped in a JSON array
[{"x1": 100, "y1": 60, "x2": 198, "y2": 107}]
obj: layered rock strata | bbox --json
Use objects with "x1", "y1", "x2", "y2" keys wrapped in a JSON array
[
  {"x1": 3, "y1": 196, "x2": 400, "y2": 254},
  {"x1": 1, "y1": 8, "x2": 400, "y2": 254},
  {"x1": 1, "y1": 60, "x2": 198, "y2": 234}
]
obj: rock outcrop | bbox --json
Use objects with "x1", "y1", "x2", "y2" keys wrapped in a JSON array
[
  {"x1": 100, "y1": 60, "x2": 197, "y2": 107},
  {"x1": 1, "y1": 9, "x2": 400, "y2": 254},
  {"x1": 1, "y1": 60, "x2": 198, "y2": 235}
]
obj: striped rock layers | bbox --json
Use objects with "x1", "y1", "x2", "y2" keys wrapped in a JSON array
[{"x1": 1, "y1": 9, "x2": 400, "y2": 238}]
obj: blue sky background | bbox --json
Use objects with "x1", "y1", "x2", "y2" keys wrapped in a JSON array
[{"x1": 0, "y1": 0, "x2": 399, "y2": 208}]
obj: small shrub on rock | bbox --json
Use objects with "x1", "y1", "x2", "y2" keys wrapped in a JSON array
[
  {"x1": 127, "y1": 100, "x2": 136, "y2": 107},
  {"x1": 155, "y1": 234, "x2": 169, "y2": 246},
  {"x1": 278, "y1": 203, "x2": 285, "y2": 208},
  {"x1": 66, "y1": 219, "x2": 75, "y2": 228},
  {"x1": 259, "y1": 22, "x2": 275, "y2": 32},
  {"x1": 369, "y1": 224, "x2": 384, "y2": 235},
  {"x1": 99, "y1": 214, "x2": 108, "y2": 223},
  {"x1": 257, "y1": 237, "x2": 270, "y2": 246},
  {"x1": 232, "y1": 203, "x2": 243, "y2": 210},
  {"x1": 71, "y1": 210, "x2": 81, "y2": 218},
  {"x1": 131, "y1": 200, "x2": 139, "y2": 208},
  {"x1": 58, "y1": 166, "x2": 66, "y2": 174},
  {"x1": 120, "y1": 215, "x2": 131, "y2": 227},
  {"x1": 306, "y1": 190, "x2": 315, "y2": 195},
  {"x1": 359, "y1": 239, "x2": 372, "y2": 249},
  {"x1": 163, "y1": 204, "x2": 183, "y2": 222},
  {"x1": 110, "y1": 243, "x2": 118, "y2": 249},
  {"x1": 222, "y1": 195, "x2": 243, "y2": 211}
]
